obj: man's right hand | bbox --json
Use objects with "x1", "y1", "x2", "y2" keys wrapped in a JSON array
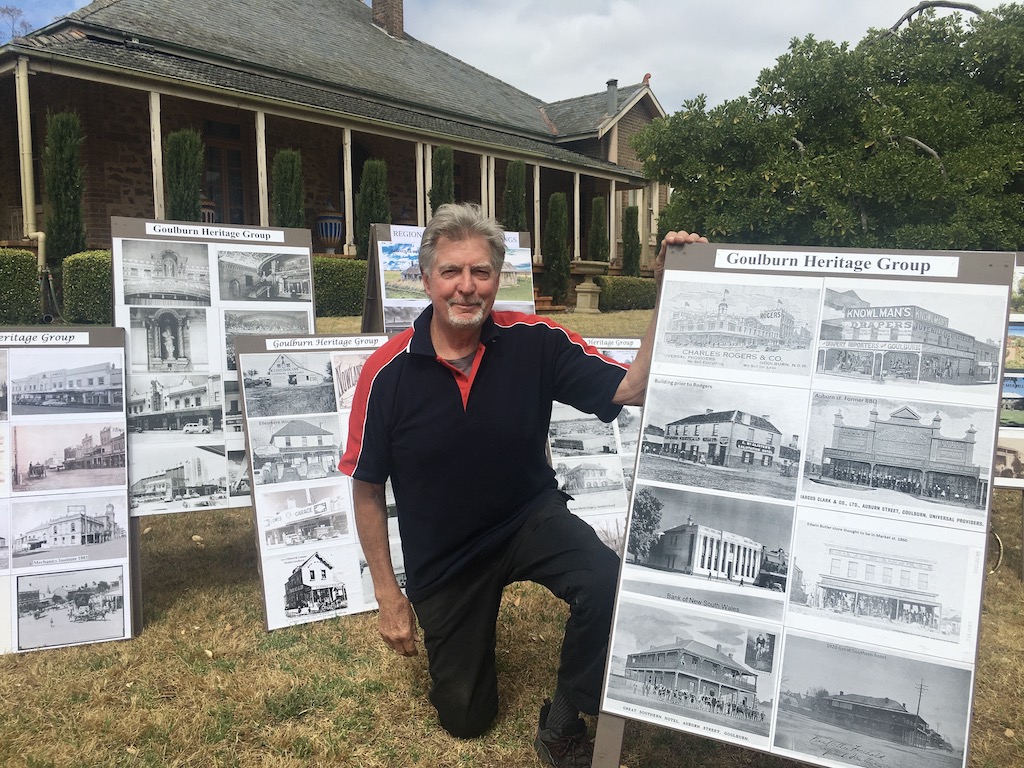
[{"x1": 377, "y1": 590, "x2": 419, "y2": 656}]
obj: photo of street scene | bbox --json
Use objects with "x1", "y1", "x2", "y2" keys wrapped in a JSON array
[
  {"x1": 815, "y1": 279, "x2": 1005, "y2": 401},
  {"x1": 620, "y1": 484, "x2": 794, "y2": 623},
  {"x1": 126, "y1": 373, "x2": 224, "y2": 441},
  {"x1": 128, "y1": 443, "x2": 227, "y2": 516},
  {"x1": 655, "y1": 272, "x2": 820, "y2": 378},
  {"x1": 801, "y1": 393, "x2": 995, "y2": 517},
  {"x1": 8, "y1": 348, "x2": 124, "y2": 416},
  {"x1": 787, "y1": 507, "x2": 981, "y2": 661},
  {"x1": 16, "y1": 565, "x2": 127, "y2": 651},
  {"x1": 604, "y1": 595, "x2": 778, "y2": 746},
  {"x1": 255, "y1": 481, "x2": 351, "y2": 549},
  {"x1": 636, "y1": 375, "x2": 808, "y2": 501},
  {"x1": 217, "y1": 249, "x2": 311, "y2": 302},
  {"x1": 260, "y1": 542, "x2": 362, "y2": 630},
  {"x1": 774, "y1": 633, "x2": 971, "y2": 768},
  {"x1": 11, "y1": 494, "x2": 128, "y2": 569},
  {"x1": 11, "y1": 422, "x2": 126, "y2": 494},
  {"x1": 223, "y1": 310, "x2": 312, "y2": 371},
  {"x1": 241, "y1": 351, "x2": 336, "y2": 418},
  {"x1": 127, "y1": 307, "x2": 211, "y2": 372},
  {"x1": 246, "y1": 415, "x2": 341, "y2": 486},
  {"x1": 119, "y1": 238, "x2": 211, "y2": 306}
]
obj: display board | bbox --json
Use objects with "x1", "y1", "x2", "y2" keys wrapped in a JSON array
[
  {"x1": 111, "y1": 218, "x2": 316, "y2": 516},
  {"x1": 994, "y1": 253, "x2": 1024, "y2": 487},
  {"x1": 0, "y1": 327, "x2": 133, "y2": 654},
  {"x1": 548, "y1": 337, "x2": 641, "y2": 553},
  {"x1": 600, "y1": 243, "x2": 1012, "y2": 768},
  {"x1": 361, "y1": 224, "x2": 534, "y2": 333},
  {"x1": 234, "y1": 333, "x2": 401, "y2": 631}
]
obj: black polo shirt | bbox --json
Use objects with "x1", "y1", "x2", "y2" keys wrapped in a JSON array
[{"x1": 339, "y1": 306, "x2": 627, "y2": 601}]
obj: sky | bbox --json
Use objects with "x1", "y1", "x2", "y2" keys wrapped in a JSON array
[{"x1": 13, "y1": 0, "x2": 1008, "y2": 112}]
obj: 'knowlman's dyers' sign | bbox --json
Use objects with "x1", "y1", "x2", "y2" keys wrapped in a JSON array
[{"x1": 716, "y1": 248, "x2": 959, "y2": 277}]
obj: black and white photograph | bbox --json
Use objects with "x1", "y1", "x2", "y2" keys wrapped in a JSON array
[
  {"x1": 16, "y1": 565, "x2": 128, "y2": 651},
  {"x1": 0, "y1": 499, "x2": 10, "y2": 569},
  {"x1": 254, "y1": 481, "x2": 351, "y2": 548},
  {"x1": 128, "y1": 443, "x2": 227, "y2": 515},
  {"x1": 0, "y1": 426, "x2": 8, "y2": 495},
  {"x1": 223, "y1": 310, "x2": 312, "y2": 371},
  {"x1": 11, "y1": 422, "x2": 126, "y2": 494},
  {"x1": 240, "y1": 351, "x2": 336, "y2": 417},
  {"x1": 0, "y1": 577, "x2": 10, "y2": 654},
  {"x1": 993, "y1": 431, "x2": 1024, "y2": 488},
  {"x1": 224, "y1": 379, "x2": 243, "y2": 438},
  {"x1": 654, "y1": 271, "x2": 820, "y2": 379},
  {"x1": 0, "y1": 348, "x2": 9, "y2": 420},
  {"x1": 226, "y1": 449, "x2": 251, "y2": 498},
  {"x1": 119, "y1": 238, "x2": 211, "y2": 306},
  {"x1": 774, "y1": 633, "x2": 971, "y2": 768},
  {"x1": 332, "y1": 351, "x2": 374, "y2": 411},
  {"x1": 801, "y1": 392, "x2": 995, "y2": 522},
  {"x1": 603, "y1": 595, "x2": 778, "y2": 747},
  {"x1": 383, "y1": 303, "x2": 423, "y2": 333},
  {"x1": 217, "y1": 249, "x2": 311, "y2": 302},
  {"x1": 636, "y1": 375, "x2": 808, "y2": 501},
  {"x1": 549, "y1": 401, "x2": 619, "y2": 457},
  {"x1": 815, "y1": 279, "x2": 1006, "y2": 403},
  {"x1": 9, "y1": 348, "x2": 124, "y2": 415},
  {"x1": 577, "y1": 509, "x2": 627, "y2": 555},
  {"x1": 247, "y1": 415, "x2": 341, "y2": 486},
  {"x1": 126, "y1": 373, "x2": 223, "y2": 440},
  {"x1": 554, "y1": 454, "x2": 628, "y2": 518},
  {"x1": 260, "y1": 543, "x2": 363, "y2": 630},
  {"x1": 621, "y1": 484, "x2": 793, "y2": 623},
  {"x1": 11, "y1": 494, "x2": 128, "y2": 569},
  {"x1": 128, "y1": 307, "x2": 211, "y2": 372},
  {"x1": 787, "y1": 507, "x2": 982, "y2": 661}
]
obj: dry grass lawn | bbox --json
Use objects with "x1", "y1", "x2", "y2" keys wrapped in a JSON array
[{"x1": 1, "y1": 309, "x2": 1020, "y2": 767}]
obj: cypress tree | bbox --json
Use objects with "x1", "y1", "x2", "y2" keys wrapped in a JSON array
[
  {"x1": 502, "y1": 159, "x2": 527, "y2": 232},
  {"x1": 587, "y1": 196, "x2": 609, "y2": 262},
  {"x1": 356, "y1": 159, "x2": 391, "y2": 260},
  {"x1": 271, "y1": 149, "x2": 306, "y2": 228},
  {"x1": 622, "y1": 205, "x2": 642, "y2": 276},
  {"x1": 542, "y1": 192, "x2": 570, "y2": 305},
  {"x1": 42, "y1": 111, "x2": 86, "y2": 268},
  {"x1": 164, "y1": 128, "x2": 204, "y2": 221},
  {"x1": 428, "y1": 146, "x2": 455, "y2": 214}
]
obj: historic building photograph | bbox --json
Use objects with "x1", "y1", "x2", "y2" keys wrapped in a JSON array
[
  {"x1": 127, "y1": 307, "x2": 211, "y2": 373},
  {"x1": 775, "y1": 633, "x2": 970, "y2": 768},
  {"x1": 0, "y1": 500, "x2": 10, "y2": 569},
  {"x1": 11, "y1": 423, "x2": 127, "y2": 493},
  {"x1": 240, "y1": 351, "x2": 337, "y2": 418},
  {"x1": 217, "y1": 249, "x2": 311, "y2": 302},
  {"x1": 128, "y1": 444, "x2": 228, "y2": 513},
  {"x1": 549, "y1": 400, "x2": 619, "y2": 457},
  {"x1": 256, "y1": 483, "x2": 351, "y2": 549},
  {"x1": 9, "y1": 349, "x2": 124, "y2": 413},
  {"x1": 816, "y1": 280, "x2": 1004, "y2": 395},
  {"x1": 126, "y1": 374, "x2": 223, "y2": 436},
  {"x1": 554, "y1": 455, "x2": 628, "y2": 518},
  {"x1": 258, "y1": 541, "x2": 364, "y2": 630},
  {"x1": 16, "y1": 566, "x2": 128, "y2": 652},
  {"x1": 223, "y1": 310, "x2": 312, "y2": 371},
  {"x1": 637, "y1": 375, "x2": 808, "y2": 501},
  {"x1": 803, "y1": 393, "x2": 994, "y2": 513},
  {"x1": 119, "y1": 239, "x2": 211, "y2": 306},
  {"x1": 246, "y1": 415, "x2": 341, "y2": 485},
  {"x1": 11, "y1": 496, "x2": 128, "y2": 567}
]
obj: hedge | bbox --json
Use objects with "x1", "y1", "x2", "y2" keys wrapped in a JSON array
[
  {"x1": 63, "y1": 250, "x2": 113, "y2": 324},
  {"x1": 0, "y1": 248, "x2": 41, "y2": 324},
  {"x1": 312, "y1": 257, "x2": 367, "y2": 316},
  {"x1": 596, "y1": 275, "x2": 657, "y2": 311}
]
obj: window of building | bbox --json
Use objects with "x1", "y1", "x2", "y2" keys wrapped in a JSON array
[
  {"x1": 883, "y1": 567, "x2": 893, "y2": 584},
  {"x1": 864, "y1": 564, "x2": 875, "y2": 581},
  {"x1": 321, "y1": 569, "x2": 327, "y2": 580},
  {"x1": 830, "y1": 559, "x2": 840, "y2": 576},
  {"x1": 204, "y1": 121, "x2": 248, "y2": 225},
  {"x1": 900, "y1": 570, "x2": 911, "y2": 587},
  {"x1": 918, "y1": 574, "x2": 929, "y2": 590},
  {"x1": 309, "y1": 569, "x2": 316, "y2": 580},
  {"x1": 847, "y1": 561, "x2": 858, "y2": 578}
]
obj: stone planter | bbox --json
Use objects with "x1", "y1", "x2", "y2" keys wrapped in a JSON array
[{"x1": 571, "y1": 259, "x2": 608, "y2": 314}]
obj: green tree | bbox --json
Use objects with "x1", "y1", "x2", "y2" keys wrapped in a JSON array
[
  {"x1": 635, "y1": 4, "x2": 1024, "y2": 251},
  {"x1": 621, "y1": 205, "x2": 642, "y2": 276},
  {"x1": 163, "y1": 128, "x2": 204, "y2": 222},
  {"x1": 271, "y1": 149, "x2": 306, "y2": 228},
  {"x1": 42, "y1": 111, "x2": 86, "y2": 268},
  {"x1": 627, "y1": 486, "x2": 663, "y2": 562},
  {"x1": 428, "y1": 146, "x2": 455, "y2": 214},
  {"x1": 587, "y1": 196, "x2": 609, "y2": 262},
  {"x1": 502, "y1": 159, "x2": 527, "y2": 231},
  {"x1": 356, "y1": 159, "x2": 391, "y2": 260},
  {"x1": 541, "y1": 192, "x2": 570, "y2": 304}
]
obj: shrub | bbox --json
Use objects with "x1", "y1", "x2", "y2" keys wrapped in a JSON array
[
  {"x1": 313, "y1": 257, "x2": 367, "y2": 316},
  {"x1": 164, "y1": 128, "x2": 204, "y2": 221},
  {"x1": 587, "y1": 196, "x2": 609, "y2": 262},
  {"x1": 621, "y1": 205, "x2": 641, "y2": 277},
  {"x1": 272, "y1": 149, "x2": 306, "y2": 228},
  {"x1": 63, "y1": 250, "x2": 113, "y2": 324},
  {"x1": 502, "y1": 159, "x2": 527, "y2": 232},
  {"x1": 542, "y1": 193, "x2": 570, "y2": 305},
  {"x1": 428, "y1": 146, "x2": 454, "y2": 213},
  {"x1": 596, "y1": 275, "x2": 656, "y2": 311},
  {"x1": 42, "y1": 111, "x2": 86, "y2": 269},
  {"x1": 356, "y1": 159, "x2": 390, "y2": 260},
  {"x1": 0, "y1": 248, "x2": 39, "y2": 324}
]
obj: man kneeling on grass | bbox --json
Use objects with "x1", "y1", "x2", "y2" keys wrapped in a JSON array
[{"x1": 339, "y1": 202, "x2": 704, "y2": 767}]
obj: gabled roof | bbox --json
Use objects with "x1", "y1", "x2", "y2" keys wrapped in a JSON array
[
  {"x1": 271, "y1": 419, "x2": 333, "y2": 438},
  {"x1": 542, "y1": 82, "x2": 663, "y2": 140}
]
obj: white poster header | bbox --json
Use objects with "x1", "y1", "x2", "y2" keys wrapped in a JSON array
[
  {"x1": 715, "y1": 248, "x2": 960, "y2": 278},
  {"x1": 145, "y1": 222, "x2": 285, "y2": 243}
]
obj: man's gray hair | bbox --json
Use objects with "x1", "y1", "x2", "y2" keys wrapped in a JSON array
[{"x1": 419, "y1": 203, "x2": 506, "y2": 274}]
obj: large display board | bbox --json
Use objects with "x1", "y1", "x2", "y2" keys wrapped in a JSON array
[
  {"x1": 601, "y1": 243, "x2": 1012, "y2": 768},
  {"x1": 111, "y1": 218, "x2": 315, "y2": 516},
  {"x1": 234, "y1": 333, "x2": 396, "y2": 631},
  {"x1": 994, "y1": 253, "x2": 1024, "y2": 487},
  {"x1": 362, "y1": 224, "x2": 534, "y2": 333},
  {"x1": 0, "y1": 327, "x2": 133, "y2": 654}
]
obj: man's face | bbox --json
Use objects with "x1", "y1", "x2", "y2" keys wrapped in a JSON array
[{"x1": 422, "y1": 235, "x2": 500, "y2": 330}]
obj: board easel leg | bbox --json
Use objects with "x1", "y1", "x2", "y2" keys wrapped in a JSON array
[
  {"x1": 129, "y1": 517, "x2": 144, "y2": 636},
  {"x1": 592, "y1": 712, "x2": 626, "y2": 768},
  {"x1": 1020, "y1": 491, "x2": 1023, "y2": 581}
]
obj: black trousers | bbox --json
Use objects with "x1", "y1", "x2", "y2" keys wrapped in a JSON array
[{"x1": 412, "y1": 489, "x2": 621, "y2": 738}]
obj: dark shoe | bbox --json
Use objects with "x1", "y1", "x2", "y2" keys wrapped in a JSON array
[{"x1": 534, "y1": 700, "x2": 594, "y2": 767}]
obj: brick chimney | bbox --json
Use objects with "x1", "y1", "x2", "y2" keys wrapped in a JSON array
[{"x1": 372, "y1": 0, "x2": 404, "y2": 38}]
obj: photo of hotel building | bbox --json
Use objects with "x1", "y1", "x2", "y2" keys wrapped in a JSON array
[{"x1": 662, "y1": 409, "x2": 798, "y2": 472}]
